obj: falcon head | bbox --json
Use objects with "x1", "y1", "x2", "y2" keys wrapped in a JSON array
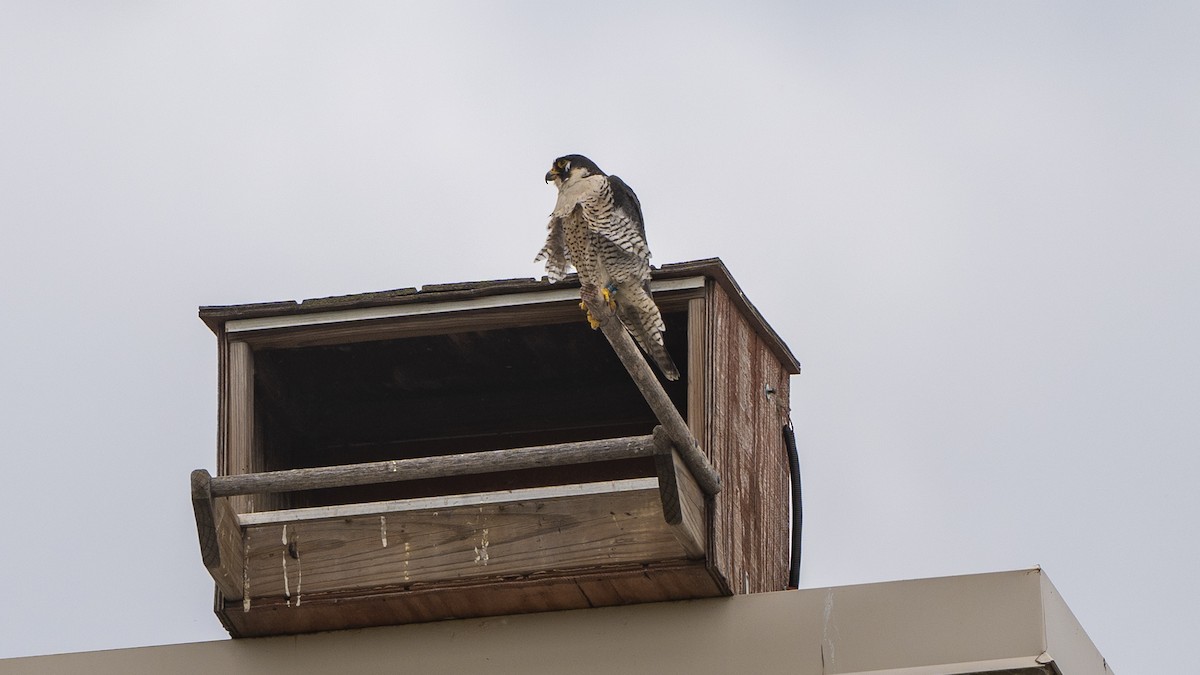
[{"x1": 545, "y1": 154, "x2": 605, "y2": 186}]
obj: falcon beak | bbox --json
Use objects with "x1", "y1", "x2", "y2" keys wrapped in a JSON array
[{"x1": 545, "y1": 169, "x2": 558, "y2": 183}]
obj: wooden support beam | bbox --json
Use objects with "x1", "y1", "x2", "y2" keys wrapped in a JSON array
[
  {"x1": 652, "y1": 428, "x2": 683, "y2": 527},
  {"x1": 686, "y1": 297, "x2": 708, "y2": 454},
  {"x1": 585, "y1": 289, "x2": 722, "y2": 495},
  {"x1": 207, "y1": 434, "x2": 658, "y2": 498},
  {"x1": 652, "y1": 427, "x2": 706, "y2": 558},
  {"x1": 225, "y1": 340, "x2": 255, "y2": 514},
  {"x1": 191, "y1": 469, "x2": 245, "y2": 600}
]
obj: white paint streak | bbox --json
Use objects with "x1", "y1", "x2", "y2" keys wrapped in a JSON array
[
  {"x1": 281, "y1": 525, "x2": 291, "y2": 606},
  {"x1": 282, "y1": 555, "x2": 290, "y2": 604},
  {"x1": 380, "y1": 515, "x2": 388, "y2": 547},
  {"x1": 473, "y1": 528, "x2": 490, "y2": 565},
  {"x1": 294, "y1": 537, "x2": 302, "y2": 607},
  {"x1": 242, "y1": 538, "x2": 251, "y2": 612},
  {"x1": 403, "y1": 541, "x2": 411, "y2": 582}
]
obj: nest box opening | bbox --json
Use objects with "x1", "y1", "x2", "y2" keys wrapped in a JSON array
[{"x1": 251, "y1": 312, "x2": 690, "y2": 508}]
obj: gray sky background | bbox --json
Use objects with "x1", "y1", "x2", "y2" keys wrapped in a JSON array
[{"x1": 2, "y1": 2, "x2": 1196, "y2": 671}]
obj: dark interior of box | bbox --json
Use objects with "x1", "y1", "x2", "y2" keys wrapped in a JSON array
[{"x1": 252, "y1": 311, "x2": 689, "y2": 508}]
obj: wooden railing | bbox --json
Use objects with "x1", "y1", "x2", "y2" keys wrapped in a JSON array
[
  {"x1": 191, "y1": 426, "x2": 708, "y2": 601},
  {"x1": 199, "y1": 435, "x2": 659, "y2": 498}
]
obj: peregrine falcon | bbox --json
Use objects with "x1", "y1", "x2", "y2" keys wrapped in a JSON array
[{"x1": 536, "y1": 154, "x2": 680, "y2": 381}]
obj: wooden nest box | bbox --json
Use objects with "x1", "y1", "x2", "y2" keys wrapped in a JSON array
[{"x1": 192, "y1": 258, "x2": 801, "y2": 637}]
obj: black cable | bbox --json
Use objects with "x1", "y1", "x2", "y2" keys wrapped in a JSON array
[{"x1": 783, "y1": 422, "x2": 803, "y2": 588}]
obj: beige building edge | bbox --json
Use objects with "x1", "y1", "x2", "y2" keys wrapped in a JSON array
[{"x1": 0, "y1": 568, "x2": 1113, "y2": 674}]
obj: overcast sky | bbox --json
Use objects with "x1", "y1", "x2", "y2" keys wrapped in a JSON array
[{"x1": 2, "y1": 2, "x2": 1197, "y2": 671}]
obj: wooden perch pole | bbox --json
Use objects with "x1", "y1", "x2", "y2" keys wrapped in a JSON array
[
  {"x1": 586, "y1": 289, "x2": 722, "y2": 495},
  {"x1": 205, "y1": 434, "x2": 658, "y2": 498}
]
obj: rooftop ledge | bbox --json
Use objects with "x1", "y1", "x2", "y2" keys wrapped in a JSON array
[{"x1": 2, "y1": 568, "x2": 1112, "y2": 675}]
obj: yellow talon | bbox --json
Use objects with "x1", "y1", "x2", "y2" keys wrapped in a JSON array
[
  {"x1": 579, "y1": 299, "x2": 601, "y2": 329},
  {"x1": 601, "y1": 286, "x2": 617, "y2": 310}
]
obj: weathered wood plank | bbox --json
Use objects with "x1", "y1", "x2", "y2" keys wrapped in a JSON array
[
  {"x1": 706, "y1": 281, "x2": 772, "y2": 593},
  {"x1": 219, "y1": 560, "x2": 723, "y2": 637},
  {"x1": 673, "y1": 444, "x2": 707, "y2": 560},
  {"x1": 704, "y1": 281, "x2": 793, "y2": 595},
  {"x1": 226, "y1": 278, "x2": 704, "y2": 334},
  {"x1": 199, "y1": 260, "x2": 800, "y2": 375},
  {"x1": 687, "y1": 296, "x2": 707, "y2": 459},
  {"x1": 729, "y1": 294, "x2": 755, "y2": 593},
  {"x1": 191, "y1": 469, "x2": 244, "y2": 600},
  {"x1": 572, "y1": 562, "x2": 724, "y2": 608},
  {"x1": 226, "y1": 340, "x2": 256, "y2": 514},
  {"x1": 705, "y1": 281, "x2": 732, "y2": 590},
  {"x1": 241, "y1": 485, "x2": 689, "y2": 603},
  {"x1": 209, "y1": 435, "x2": 658, "y2": 498},
  {"x1": 652, "y1": 427, "x2": 682, "y2": 526},
  {"x1": 235, "y1": 289, "x2": 703, "y2": 350},
  {"x1": 651, "y1": 427, "x2": 705, "y2": 558},
  {"x1": 227, "y1": 287, "x2": 580, "y2": 333},
  {"x1": 239, "y1": 479, "x2": 660, "y2": 525},
  {"x1": 758, "y1": 336, "x2": 791, "y2": 591}
]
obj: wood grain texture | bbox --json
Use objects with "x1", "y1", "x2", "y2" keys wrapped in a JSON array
[
  {"x1": 687, "y1": 297, "x2": 708, "y2": 451},
  {"x1": 224, "y1": 279, "x2": 702, "y2": 334},
  {"x1": 571, "y1": 562, "x2": 724, "y2": 608},
  {"x1": 215, "y1": 334, "x2": 228, "y2": 499},
  {"x1": 705, "y1": 282, "x2": 791, "y2": 595},
  {"x1": 758, "y1": 335, "x2": 791, "y2": 592},
  {"x1": 210, "y1": 435, "x2": 657, "y2": 498},
  {"x1": 240, "y1": 484, "x2": 690, "y2": 603},
  {"x1": 191, "y1": 469, "x2": 245, "y2": 600},
  {"x1": 217, "y1": 560, "x2": 723, "y2": 638},
  {"x1": 672, "y1": 444, "x2": 707, "y2": 560},
  {"x1": 198, "y1": 258, "x2": 799, "y2": 377},
  {"x1": 226, "y1": 341, "x2": 256, "y2": 515},
  {"x1": 234, "y1": 290, "x2": 700, "y2": 351},
  {"x1": 652, "y1": 428, "x2": 682, "y2": 525},
  {"x1": 197, "y1": 268, "x2": 704, "y2": 330},
  {"x1": 651, "y1": 427, "x2": 705, "y2": 559},
  {"x1": 238, "y1": 479, "x2": 660, "y2": 525}
]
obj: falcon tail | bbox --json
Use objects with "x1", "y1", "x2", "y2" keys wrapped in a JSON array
[
  {"x1": 644, "y1": 338, "x2": 680, "y2": 381},
  {"x1": 613, "y1": 293, "x2": 680, "y2": 381}
]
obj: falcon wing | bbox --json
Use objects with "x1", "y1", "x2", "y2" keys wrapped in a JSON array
[
  {"x1": 584, "y1": 175, "x2": 650, "y2": 261},
  {"x1": 608, "y1": 175, "x2": 647, "y2": 242},
  {"x1": 535, "y1": 215, "x2": 571, "y2": 282}
]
